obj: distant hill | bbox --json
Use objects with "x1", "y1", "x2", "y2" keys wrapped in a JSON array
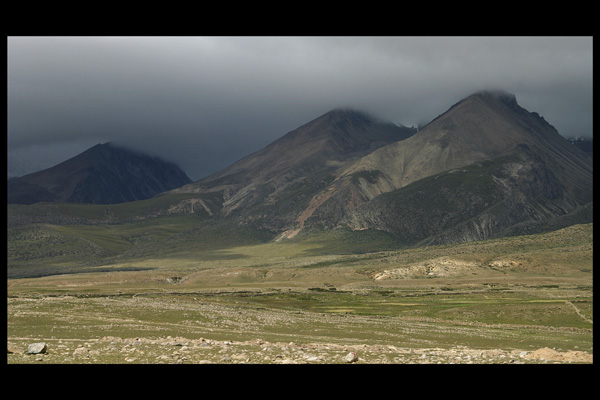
[{"x1": 7, "y1": 142, "x2": 192, "y2": 205}]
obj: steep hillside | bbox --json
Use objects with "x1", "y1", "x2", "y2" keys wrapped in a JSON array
[
  {"x1": 336, "y1": 91, "x2": 591, "y2": 200},
  {"x1": 336, "y1": 146, "x2": 593, "y2": 246},
  {"x1": 171, "y1": 108, "x2": 416, "y2": 231},
  {"x1": 296, "y1": 91, "x2": 593, "y2": 244},
  {"x1": 7, "y1": 143, "x2": 192, "y2": 205},
  {"x1": 7, "y1": 91, "x2": 593, "y2": 262}
]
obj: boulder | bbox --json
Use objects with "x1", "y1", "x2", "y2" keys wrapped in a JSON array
[
  {"x1": 8, "y1": 344, "x2": 22, "y2": 354},
  {"x1": 27, "y1": 343, "x2": 47, "y2": 354}
]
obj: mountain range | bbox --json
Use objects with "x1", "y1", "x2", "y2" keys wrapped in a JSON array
[
  {"x1": 7, "y1": 142, "x2": 192, "y2": 205},
  {"x1": 169, "y1": 108, "x2": 417, "y2": 233},
  {"x1": 170, "y1": 90, "x2": 593, "y2": 246},
  {"x1": 7, "y1": 90, "x2": 594, "y2": 250}
]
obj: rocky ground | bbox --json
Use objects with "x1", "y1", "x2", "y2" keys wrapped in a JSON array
[
  {"x1": 7, "y1": 336, "x2": 593, "y2": 364},
  {"x1": 7, "y1": 284, "x2": 594, "y2": 365}
]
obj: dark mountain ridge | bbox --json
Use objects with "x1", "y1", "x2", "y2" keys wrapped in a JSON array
[
  {"x1": 176, "y1": 108, "x2": 415, "y2": 192},
  {"x1": 168, "y1": 91, "x2": 592, "y2": 246},
  {"x1": 7, "y1": 142, "x2": 192, "y2": 205},
  {"x1": 338, "y1": 91, "x2": 590, "y2": 194},
  {"x1": 298, "y1": 91, "x2": 593, "y2": 244},
  {"x1": 7, "y1": 90, "x2": 593, "y2": 252},
  {"x1": 171, "y1": 108, "x2": 416, "y2": 229}
]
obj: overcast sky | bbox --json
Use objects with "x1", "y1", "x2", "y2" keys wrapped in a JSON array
[{"x1": 7, "y1": 36, "x2": 593, "y2": 180}]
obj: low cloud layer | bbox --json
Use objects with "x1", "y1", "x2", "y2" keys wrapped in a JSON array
[{"x1": 8, "y1": 36, "x2": 593, "y2": 180}]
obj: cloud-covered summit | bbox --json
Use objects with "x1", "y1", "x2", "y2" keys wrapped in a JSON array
[{"x1": 7, "y1": 36, "x2": 593, "y2": 180}]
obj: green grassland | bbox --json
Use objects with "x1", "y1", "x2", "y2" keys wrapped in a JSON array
[{"x1": 7, "y1": 220, "x2": 593, "y2": 363}]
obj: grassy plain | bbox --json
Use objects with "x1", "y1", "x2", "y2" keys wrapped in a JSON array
[{"x1": 7, "y1": 223, "x2": 593, "y2": 364}]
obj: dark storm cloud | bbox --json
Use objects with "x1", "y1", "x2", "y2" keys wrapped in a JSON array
[{"x1": 7, "y1": 36, "x2": 593, "y2": 180}]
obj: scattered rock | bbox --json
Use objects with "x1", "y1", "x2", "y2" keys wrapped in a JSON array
[
  {"x1": 73, "y1": 347, "x2": 89, "y2": 357},
  {"x1": 231, "y1": 353, "x2": 248, "y2": 361},
  {"x1": 374, "y1": 257, "x2": 479, "y2": 280},
  {"x1": 6, "y1": 336, "x2": 592, "y2": 364},
  {"x1": 27, "y1": 343, "x2": 47, "y2": 355},
  {"x1": 275, "y1": 358, "x2": 299, "y2": 364},
  {"x1": 525, "y1": 347, "x2": 593, "y2": 363},
  {"x1": 525, "y1": 347, "x2": 562, "y2": 361},
  {"x1": 562, "y1": 351, "x2": 593, "y2": 363},
  {"x1": 8, "y1": 344, "x2": 22, "y2": 354}
]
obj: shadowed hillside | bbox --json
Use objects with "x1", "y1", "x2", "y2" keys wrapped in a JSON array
[{"x1": 7, "y1": 142, "x2": 192, "y2": 205}]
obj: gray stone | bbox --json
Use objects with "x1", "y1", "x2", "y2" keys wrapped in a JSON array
[
  {"x1": 344, "y1": 352, "x2": 358, "y2": 363},
  {"x1": 73, "y1": 347, "x2": 89, "y2": 357},
  {"x1": 27, "y1": 343, "x2": 47, "y2": 354},
  {"x1": 8, "y1": 344, "x2": 22, "y2": 354}
]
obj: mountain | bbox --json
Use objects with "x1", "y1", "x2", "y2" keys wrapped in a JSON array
[
  {"x1": 168, "y1": 92, "x2": 592, "y2": 246},
  {"x1": 7, "y1": 142, "x2": 192, "y2": 205},
  {"x1": 295, "y1": 91, "x2": 593, "y2": 244},
  {"x1": 171, "y1": 108, "x2": 416, "y2": 231},
  {"x1": 332, "y1": 92, "x2": 589, "y2": 199},
  {"x1": 7, "y1": 91, "x2": 593, "y2": 256},
  {"x1": 569, "y1": 137, "x2": 593, "y2": 159}
]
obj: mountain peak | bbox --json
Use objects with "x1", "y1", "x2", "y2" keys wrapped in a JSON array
[
  {"x1": 322, "y1": 107, "x2": 376, "y2": 121},
  {"x1": 473, "y1": 89, "x2": 517, "y2": 102},
  {"x1": 430, "y1": 90, "x2": 519, "y2": 124},
  {"x1": 307, "y1": 90, "x2": 593, "y2": 243},
  {"x1": 472, "y1": 89, "x2": 522, "y2": 111},
  {"x1": 173, "y1": 105, "x2": 416, "y2": 219},
  {"x1": 7, "y1": 143, "x2": 191, "y2": 205},
  {"x1": 338, "y1": 88, "x2": 591, "y2": 206},
  {"x1": 288, "y1": 108, "x2": 380, "y2": 139}
]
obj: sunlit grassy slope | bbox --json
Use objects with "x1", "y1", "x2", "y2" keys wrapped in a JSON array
[
  {"x1": 8, "y1": 221, "x2": 592, "y2": 359},
  {"x1": 8, "y1": 200, "x2": 592, "y2": 284}
]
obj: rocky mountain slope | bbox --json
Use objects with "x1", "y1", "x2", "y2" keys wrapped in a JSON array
[
  {"x1": 172, "y1": 90, "x2": 591, "y2": 246},
  {"x1": 171, "y1": 108, "x2": 416, "y2": 231},
  {"x1": 7, "y1": 91, "x2": 593, "y2": 252},
  {"x1": 296, "y1": 91, "x2": 593, "y2": 244},
  {"x1": 7, "y1": 142, "x2": 192, "y2": 205}
]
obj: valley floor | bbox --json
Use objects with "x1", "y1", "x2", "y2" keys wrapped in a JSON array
[
  {"x1": 7, "y1": 335, "x2": 593, "y2": 365},
  {"x1": 6, "y1": 224, "x2": 593, "y2": 365},
  {"x1": 7, "y1": 281, "x2": 593, "y2": 364}
]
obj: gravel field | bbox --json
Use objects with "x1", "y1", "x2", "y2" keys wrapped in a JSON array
[
  {"x1": 7, "y1": 289, "x2": 593, "y2": 365},
  {"x1": 7, "y1": 335, "x2": 594, "y2": 364}
]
